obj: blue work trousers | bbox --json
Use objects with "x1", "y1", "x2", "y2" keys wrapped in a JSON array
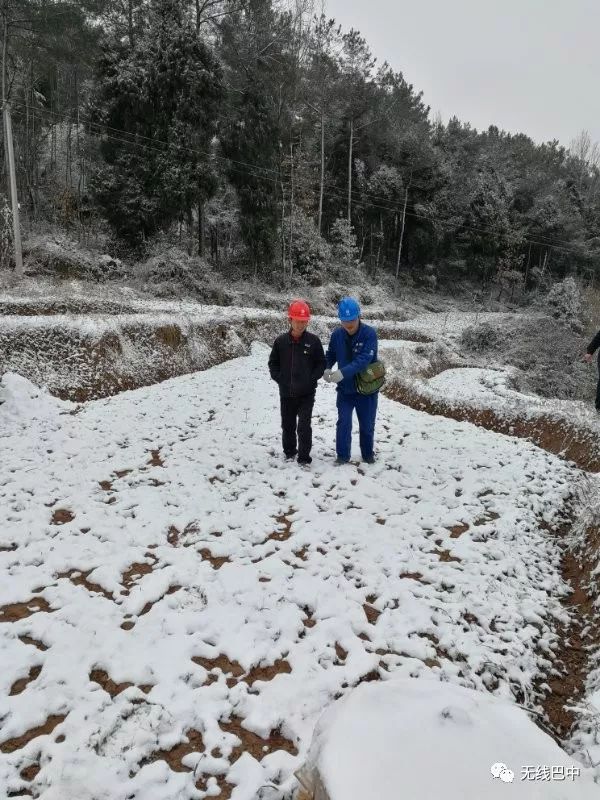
[{"x1": 335, "y1": 391, "x2": 378, "y2": 461}]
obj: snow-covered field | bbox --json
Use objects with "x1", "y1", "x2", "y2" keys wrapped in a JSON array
[
  {"x1": 0, "y1": 343, "x2": 596, "y2": 799},
  {"x1": 378, "y1": 336, "x2": 600, "y2": 469}
]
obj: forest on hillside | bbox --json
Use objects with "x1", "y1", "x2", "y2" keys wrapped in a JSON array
[{"x1": 2, "y1": 0, "x2": 600, "y2": 290}]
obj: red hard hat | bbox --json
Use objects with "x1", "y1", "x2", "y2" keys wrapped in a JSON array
[{"x1": 288, "y1": 299, "x2": 310, "y2": 320}]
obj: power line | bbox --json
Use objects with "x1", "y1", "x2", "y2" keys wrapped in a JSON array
[
  {"x1": 9, "y1": 98, "x2": 511, "y2": 201},
  {"x1": 20, "y1": 114, "x2": 583, "y2": 254},
  {"x1": 14, "y1": 99, "x2": 589, "y2": 248},
  {"x1": 9, "y1": 101, "x2": 595, "y2": 256},
  {"x1": 12, "y1": 100, "x2": 280, "y2": 180}
]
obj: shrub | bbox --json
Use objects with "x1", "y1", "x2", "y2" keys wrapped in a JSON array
[
  {"x1": 460, "y1": 322, "x2": 502, "y2": 352},
  {"x1": 329, "y1": 217, "x2": 360, "y2": 271},
  {"x1": 545, "y1": 276, "x2": 584, "y2": 333},
  {"x1": 285, "y1": 208, "x2": 331, "y2": 285}
]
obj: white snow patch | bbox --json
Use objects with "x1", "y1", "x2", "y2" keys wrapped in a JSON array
[{"x1": 298, "y1": 678, "x2": 598, "y2": 799}]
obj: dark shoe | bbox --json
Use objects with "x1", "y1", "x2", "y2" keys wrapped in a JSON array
[
  {"x1": 285, "y1": 452, "x2": 297, "y2": 460},
  {"x1": 298, "y1": 456, "x2": 312, "y2": 465},
  {"x1": 362, "y1": 456, "x2": 375, "y2": 464},
  {"x1": 335, "y1": 457, "x2": 350, "y2": 465}
]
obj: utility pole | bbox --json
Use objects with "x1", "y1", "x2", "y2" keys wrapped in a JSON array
[
  {"x1": 347, "y1": 117, "x2": 353, "y2": 222},
  {"x1": 394, "y1": 184, "x2": 409, "y2": 286},
  {"x1": 4, "y1": 102, "x2": 23, "y2": 278},
  {"x1": 289, "y1": 141, "x2": 294, "y2": 283}
]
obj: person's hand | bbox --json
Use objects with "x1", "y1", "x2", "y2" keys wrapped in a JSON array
[
  {"x1": 329, "y1": 369, "x2": 343, "y2": 384},
  {"x1": 584, "y1": 353, "x2": 593, "y2": 364},
  {"x1": 323, "y1": 369, "x2": 332, "y2": 382}
]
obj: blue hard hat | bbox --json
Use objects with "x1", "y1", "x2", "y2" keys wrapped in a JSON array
[{"x1": 338, "y1": 296, "x2": 361, "y2": 322}]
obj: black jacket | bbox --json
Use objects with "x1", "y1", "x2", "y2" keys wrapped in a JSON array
[
  {"x1": 587, "y1": 331, "x2": 600, "y2": 360},
  {"x1": 268, "y1": 330, "x2": 326, "y2": 398}
]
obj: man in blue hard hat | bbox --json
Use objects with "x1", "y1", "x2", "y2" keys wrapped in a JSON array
[{"x1": 323, "y1": 296, "x2": 379, "y2": 464}]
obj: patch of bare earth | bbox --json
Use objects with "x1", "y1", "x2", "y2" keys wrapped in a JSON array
[
  {"x1": 242, "y1": 659, "x2": 291, "y2": 685},
  {"x1": 0, "y1": 715, "x2": 66, "y2": 754},
  {"x1": 116, "y1": 555, "x2": 181, "y2": 626},
  {"x1": 534, "y1": 516, "x2": 600, "y2": 739},
  {"x1": 432, "y1": 548, "x2": 461, "y2": 563},
  {"x1": 140, "y1": 728, "x2": 205, "y2": 772},
  {"x1": 147, "y1": 449, "x2": 164, "y2": 467},
  {"x1": 448, "y1": 522, "x2": 469, "y2": 538},
  {"x1": 140, "y1": 714, "x2": 295, "y2": 797},
  {"x1": 192, "y1": 654, "x2": 244, "y2": 687},
  {"x1": 302, "y1": 607, "x2": 316, "y2": 629},
  {"x1": 0, "y1": 598, "x2": 52, "y2": 622},
  {"x1": 363, "y1": 603, "x2": 381, "y2": 625},
  {"x1": 268, "y1": 507, "x2": 295, "y2": 542},
  {"x1": 50, "y1": 508, "x2": 74, "y2": 525},
  {"x1": 90, "y1": 669, "x2": 153, "y2": 698},
  {"x1": 177, "y1": 522, "x2": 204, "y2": 545},
  {"x1": 57, "y1": 569, "x2": 114, "y2": 601},
  {"x1": 192, "y1": 655, "x2": 291, "y2": 688},
  {"x1": 194, "y1": 777, "x2": 234, "y2": 798},
  {"x1": 9, "y1": 666, "x2": 42, "y2": 696},
  {"x1": 220, "y1": 715, "x2": 298, "y2": 760},
  {"x1": 198, "y1": 548, "x2": 230, "y2": 569},
  {"x1": 335, "y1": 643, "x2": 348, "y2": 663},
  {"x1": 18, "y1": 635, "x2": 48, "y2": 651},
  {"x1": 121, "y1": 554, "x2": 159, "y2": 592},
  {"x1": 139, "y1": 584, "x2": 181, "y2": 615},
  {"x1": 20, "y1": 763, "x2": 41, "y2": 781},
  {"x1": 399, "y1": 571, "x2": 430, "y2": 584}
]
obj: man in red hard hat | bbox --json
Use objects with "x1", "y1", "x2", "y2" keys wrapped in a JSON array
[{"x1": 268, "y1": 300, "x2": 326, "y2": 465}]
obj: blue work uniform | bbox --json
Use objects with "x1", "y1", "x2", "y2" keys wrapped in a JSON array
[{"x1": 325, "y1": 322, "x2": 379, "y2": 461}]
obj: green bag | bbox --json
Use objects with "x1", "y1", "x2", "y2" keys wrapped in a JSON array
[
  {"x1": 344, "y1": 334, "x2": 386, "y2": 395},
  {"x1": 355, "y1": 359, "x2": 386, "y2": 395}
]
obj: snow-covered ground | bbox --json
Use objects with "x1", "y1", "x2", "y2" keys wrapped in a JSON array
[
  {"x1": 379, "y1": 337, "x2": 600, "y2": 442},
  {"x1": 426, "y1": 366, "x2": 544, "y2": 409},
  {"x1": 0, "y1": 284, "x2": 524, "y2": 332},
  {"x1": 1, "y1": 343, "x2": 596, "y2": 799},
  {"x1": 297, "y1": 679, "x2": 599, "y2": 799}
]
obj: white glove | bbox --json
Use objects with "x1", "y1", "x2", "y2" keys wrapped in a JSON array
[{"x1": 329, "y1": 369, "x2": 343, "y2": 384}]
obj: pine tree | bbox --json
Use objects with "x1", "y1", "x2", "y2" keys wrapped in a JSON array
[
  {"x1": 91, "y1": 0, "x2": 223, "y2": 246},
  {"x1": 218, "y1": 0, "x2": 290, "y2": 273},
  {"x1": 330, "y1": 216, "x2": 359, "y2": 267}
]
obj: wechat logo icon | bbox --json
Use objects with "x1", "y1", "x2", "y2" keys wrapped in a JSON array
[{"x1": 491, "y1": 762, "x2": 514, "y2": 783}]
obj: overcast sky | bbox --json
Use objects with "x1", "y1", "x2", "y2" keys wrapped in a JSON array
[{"x1": 325, "y1": 0, "x2": 600, "y2": 149}]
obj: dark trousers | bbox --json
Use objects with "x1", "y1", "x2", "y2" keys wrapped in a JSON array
[
  {"x1": 280, "y1": 393, "x2": 315, "y2": 461},
  {"x1": 596, "y1": 373, "x2": 600, "y2": 410},
  {"x1": 336, "y1": 391, "x2": 378, "y2": 461}
]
